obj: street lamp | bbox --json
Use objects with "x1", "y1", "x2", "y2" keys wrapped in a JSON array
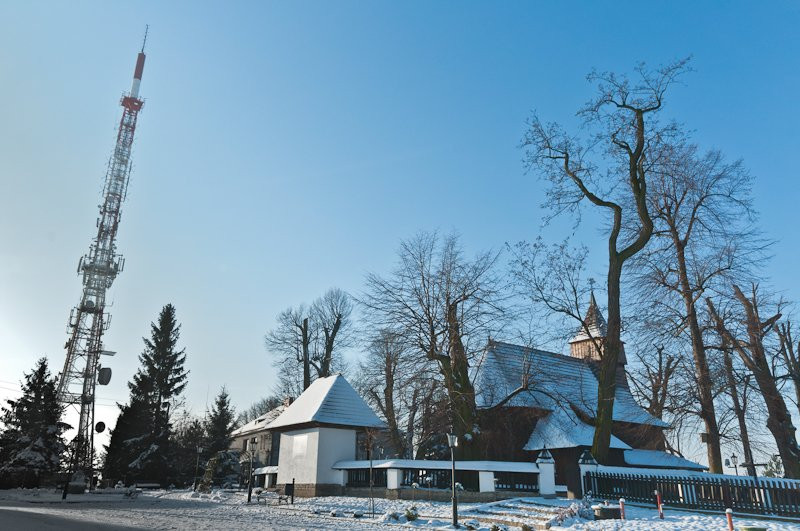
[
  {"x1": 447, "y1": 433, "x2": 459, "y2": 528},
  {"x1": 193, "y1": 446, "x2": 203, "y2": 491},
  {"x1": 247, "y1": 437, "x2": 258, "y2": 503},
  {"x1": 731, "y1": 454, "x2": 739, "y2": 476}
]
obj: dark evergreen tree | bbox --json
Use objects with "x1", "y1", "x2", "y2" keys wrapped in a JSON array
[
  {"x1": 103, "y1": 304, "x2": 188, "y2": 485},
  {"x1": 0, "y1": 358, "x2": 69, "y2": 488},
  {"x1": 205, "y1": 387, "x2": 236, "y2": 455}
]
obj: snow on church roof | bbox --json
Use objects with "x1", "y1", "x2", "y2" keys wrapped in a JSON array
[
  {"x1": 477, "y1": 340, "x2": 668, "y2": 428},
  {"x1": 624, "y1": 449, "x2": 707, "y2": 470},
  {"x1": 266, "y1": 374, "x2": 386, "y2": 430},
  {"x1": 524, "y1": 407, "x2": 631, "y2": 450}
]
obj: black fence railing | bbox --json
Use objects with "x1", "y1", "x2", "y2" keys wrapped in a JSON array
[
  {"x1": 347, "y1": 469, "x2": 387, "y2": 488},
  {"x1": 400, "y1": 469, "x2": 480, "y2": 491},
  {"x1": 495, "y1": 471, "x2": 539, "y2": 492},
  {"x1": 585, "y1": 471, "x2": 800, "y2": 518}
]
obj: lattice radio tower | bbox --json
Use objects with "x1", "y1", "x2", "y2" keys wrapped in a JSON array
[{"x1": 56, "y1": 30, "x2": 148, "y2": 484}]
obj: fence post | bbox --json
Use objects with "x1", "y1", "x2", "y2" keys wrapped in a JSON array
[
  {"x1": 619, "y1": 498, "x2": 625, "y2": 520},
  {"x1": 655, "y1": 489, "x2": 664, "y2": 519},
  {"x1": 725, "y1": 508, "x2": 733, "y2": 531}
]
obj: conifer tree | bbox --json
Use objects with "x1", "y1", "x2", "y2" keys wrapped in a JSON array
[
  {"x1": 104, "y1": 304, "x2": 188, "y2": 485},
  {"x1": 0, "y1": 358, "x2": 69, "y2": 488},
  {"x1": 205, "y1": 387, "x2": 236, "y2": 455}
]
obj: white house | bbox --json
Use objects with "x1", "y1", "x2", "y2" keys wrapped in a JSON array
[{"x1": 265, "y1": 374, "x2": 386, "y2": 496}]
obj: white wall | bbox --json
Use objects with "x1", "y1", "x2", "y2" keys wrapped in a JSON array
[
  {"x1": 315, "y1": 427, "x2": 356, "y2": 485},
  {"x1": 478, "y1": 471, "x2": 495, "y2": 492},
  {"x1": 277, "y1": 426, "x2": 357, "y2": 485},
  {"x1": 277, "y1": 428, "x2": 319, "y2": 484}
]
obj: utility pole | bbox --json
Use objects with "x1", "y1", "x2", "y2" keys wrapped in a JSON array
[{"x1": 57, "y1": 29, "x2": 149, "y2": 495}]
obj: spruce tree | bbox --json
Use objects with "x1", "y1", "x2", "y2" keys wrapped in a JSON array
[
  {"x1": 104, "y1": 304, "x2": 188, "y2": 485},
  {"x1": 205, "y1": 387, "x2": 236, "y2": 455},
  {"x1": 0, "y1": 358, "x2": 69, "y2": 488}
]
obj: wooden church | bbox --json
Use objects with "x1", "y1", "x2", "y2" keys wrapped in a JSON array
[{"x1": 476, "y1": 294, "x2": 704, "y2": 497}]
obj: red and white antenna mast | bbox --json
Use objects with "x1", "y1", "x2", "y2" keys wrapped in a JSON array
[{"x1": 57, "y1": 28, "x2": 149, "y2": 489}]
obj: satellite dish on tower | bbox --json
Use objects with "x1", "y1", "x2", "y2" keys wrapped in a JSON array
[{"x1": 95, "y1": 422, "x2": 106, "y2": 433}]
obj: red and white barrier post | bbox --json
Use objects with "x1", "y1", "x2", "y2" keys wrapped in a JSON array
[
  {"x1": 725, "y1": 508, "x2": 734, "y2": 531},
  {"x1": 654, "y1": 489, "x2": 664, "y2": 519},
  {"x1": 619, "y1": 498, "x2": 626, "y2": 520}
]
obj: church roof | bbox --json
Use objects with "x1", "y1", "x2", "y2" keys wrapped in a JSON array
[
  {"x1": 623, "y1": 449, "x2": 707, "y2": 471},
  {"x1": 569, "y1": 291, "x2": 608, "y2": 343},
  {"x1": 477, "y1": 340, "x2": 668, "y2": 428},
  {"x1": 266, "y1": 374, "x2": 386, "y2": 430},
  {"x1": 524, "y1": 407, "x2": 631, "y2": 450}
]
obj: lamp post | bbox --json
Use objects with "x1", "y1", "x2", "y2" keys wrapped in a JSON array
[
  {"x1": 447, "y1": 433, "x2": 459, "y2": 528},
  {"x1": 731, "y1": 454, "x2": 739, "y2": 476},
  {"x1": 247, "y1": 437, "x2": 257, "y2": 503},
  {"x1": 193, "y1": 446, "x2": 203, "y2": 491}
]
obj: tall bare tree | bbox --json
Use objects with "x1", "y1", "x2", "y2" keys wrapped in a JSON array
[
  {"x1": 777, "y1": 321, "x2": 800, "y2": 417},
  {"x1": 707, "y1": 285, "x2": 800, "y2": 478},
  {"x1": 265, "y1": 288, "x2": 353, "y2": 392},
  {"x1": 361, "y1": 232, "x2": 506, "y2": 458},
  {"x1": 355, "y1": 330, "x2": 430, "y2": 458},
  {"x1": 629, "y1": 144, "x2": 761, "y2": 472},
  {"x1": 521, "y1": 59, "x2": 689, "y2": 462}
]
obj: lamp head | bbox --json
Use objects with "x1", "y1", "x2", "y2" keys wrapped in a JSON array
[{"x1": 446, "y1": 433, "x2": 458, "y2": 448}]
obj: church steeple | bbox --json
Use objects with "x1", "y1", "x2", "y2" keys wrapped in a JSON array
[{"x1": 569, "y1": 291, "x2": 609, "y2": 362}]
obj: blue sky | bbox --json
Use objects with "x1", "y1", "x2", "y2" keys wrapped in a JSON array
[{"x1": 1, "y1": 1, "x2": 799, "y2": 453}]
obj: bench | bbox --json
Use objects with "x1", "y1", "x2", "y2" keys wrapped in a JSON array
[{"x1": 255, "y1": 489, "x2": 290, "y2": 505}]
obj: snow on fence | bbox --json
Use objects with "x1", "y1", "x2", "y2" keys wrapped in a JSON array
[{"x1": 584, "y1": 469, "x2": 800, "y2": 518}]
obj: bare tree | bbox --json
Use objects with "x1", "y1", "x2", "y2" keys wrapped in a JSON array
[
  {"x1": 777, "y1": 321, "x2": 800, "y2": 417},
  {"x1": 266, "y1": 306, "x2": 312, "y2": 391},
  {"x1": 629, "y1": 144, "x2": 761, "y2": 472},
  {"x1": 627, "y1": 345, "x2": 679, "y2": 421},
  {"x1": 707, "y1": 285, "x2": 800, "y2": 478},
  {"x1": 310, "y1": 288, "x2": 354, "y2": 378},
  {"x1": 265, "y1": 288, "x2": 353, "y2": 392},
  {"x1": 521, "y1": 59, "x2": 690, "y2": 463},
  {"x1": 355, "y1": 329, "x2": 430, "y2": 458},
  {"x1": 720, "y1": 338, "x2": 757, "y2": 477},
  {"x1": 360, "y1": 232, "x2": 506, "y2": 458}
]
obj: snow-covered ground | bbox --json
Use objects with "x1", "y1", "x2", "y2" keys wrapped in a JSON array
[{"x1": 0, "y1": 488, "x2": 798, "y2": 530}]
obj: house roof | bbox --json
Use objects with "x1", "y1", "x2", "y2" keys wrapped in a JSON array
[
  {"x1": 231, "y1": 404, "x2": 288, "y2": 437},
  {"x1": 477, "y1": 340, "x2": 668, "y2": 428},
  {"x1": 523, "y1": 407, "x2": 631, "y2": 451},
  {"x1": 623, "y1": 449, "x2": 707, "y2": 471},
  {"x1": 266, "y1": 374, "x2": 386, "y2": 430}
]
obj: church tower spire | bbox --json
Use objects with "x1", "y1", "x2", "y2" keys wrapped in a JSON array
[{"x1": 568, "y1": 291, "x2": 625, "y2": 365}]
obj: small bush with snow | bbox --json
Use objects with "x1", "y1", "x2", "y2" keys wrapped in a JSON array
[{"x1": 405, "y1": 505, "x2": 419, "y2": 521}]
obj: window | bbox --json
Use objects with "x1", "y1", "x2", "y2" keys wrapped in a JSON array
[{"x1": 268, "y1": 433, "x2": 280, "y2": 466}]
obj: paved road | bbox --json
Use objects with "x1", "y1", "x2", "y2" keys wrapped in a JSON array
[
  {"x1": 0, "y1": 498, "x2": 390, "y2": 530},
  {"x1": 0, "y1": 502, "x2": 140, "y2": 530}
]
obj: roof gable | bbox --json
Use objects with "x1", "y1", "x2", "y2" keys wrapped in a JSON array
[{"x1": 266, "y1": 374, "x2": 385, "y2": 430}]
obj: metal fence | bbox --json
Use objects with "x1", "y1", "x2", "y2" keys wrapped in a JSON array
[{"x1": 585, "y1": 470, "x2": 800, "y2": 518}]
